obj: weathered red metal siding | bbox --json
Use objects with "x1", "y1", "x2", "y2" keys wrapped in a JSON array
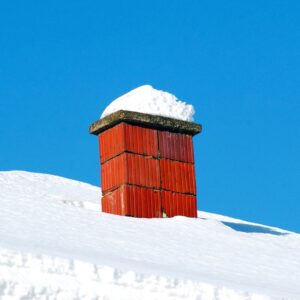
[
  {"x1": 99, "y1": 123, "x2": 158, "y2": 163},
  {"x1": 101, "y1": 153, "x2": 160, "y2": 193},
  {"x1": 125, "y1": 185, "x2": 161, "y2": 218},
  {"x1": 124, "y1": 123, "x2": 158, "y2": 157},
  {"x1": 101, "y1": 154, "x2": 127, "y2": 193},
  {"x1": 160, "y1": 159, "x2": 196, "y2": 194},
  {"x1": 102, "y1": 187, "x2": 125, "y2": 215},
  {"x1": 158, "y1": 131, "x2": 194, "y2": 163},
  {"x1": 102, "y1": 185, "x2": 161, "y2": 218},
  {"x1": 126, "y1": 153, "x2": 160, "y2": 189},
  {"x1": 161, "y1": 190, "x2": 197, "y2": 218},
  {"x1": 99, "y1": 122, "x2": 198, "y2": 218},
  {"x1": 99, "y1": 123, "x2": 125, "y2": 163}
]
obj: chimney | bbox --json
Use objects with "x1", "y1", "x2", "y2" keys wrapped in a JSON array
[{"x1": 89, "y1": 110, "x2": 201, "y2": 218}]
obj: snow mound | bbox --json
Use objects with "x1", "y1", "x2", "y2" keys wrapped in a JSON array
[
  {"x1": 100, "y1": 85, "x2": 195, "y2": 122},
  {"x1": 1, "y1": 171, "x2": 300, "y2": 300}
]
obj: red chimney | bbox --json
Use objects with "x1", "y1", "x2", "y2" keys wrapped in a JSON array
[{"x1": 89, "y1": 110, "x2": 201, "y2": 218}]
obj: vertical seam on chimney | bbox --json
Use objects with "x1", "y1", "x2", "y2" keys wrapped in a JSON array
[
  {"x1": 157, "y1": 129, "x2": 164, "y2": 217},
  {"x1": 124, "y1": 123, "x2": 129, "y2": 186}
]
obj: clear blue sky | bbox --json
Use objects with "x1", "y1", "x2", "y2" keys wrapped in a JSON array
[{"x1": 1, "y1": 1, "x2": 299, "y2": 232}]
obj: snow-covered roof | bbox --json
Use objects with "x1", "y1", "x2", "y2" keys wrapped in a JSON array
[
  {"x1": 1, "y1": 171, "x2": 299, "y2": 299},
  {"x1": 100, "y1": 85, "x2": 195, "y2": 122}
]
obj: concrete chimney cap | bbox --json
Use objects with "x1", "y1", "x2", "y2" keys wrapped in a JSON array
[{"x1": 89, "y1": 110, "x2": 202, "y2": 136}]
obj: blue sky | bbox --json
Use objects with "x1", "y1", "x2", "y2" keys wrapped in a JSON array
[{"x1": 0, "y1": 1, "x2": 299, "y2": 232}]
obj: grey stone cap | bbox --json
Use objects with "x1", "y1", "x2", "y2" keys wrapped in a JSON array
[{"x1": 89, "y1": 110, "x2": 202, "y2": 136}]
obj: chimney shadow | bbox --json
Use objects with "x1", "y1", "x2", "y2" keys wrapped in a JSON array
[{"x1": 221, "y1": 221, "x2": 289, "y2": 236}]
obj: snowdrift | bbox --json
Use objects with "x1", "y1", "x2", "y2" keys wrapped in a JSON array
[
  {"x1": 100, "y1": 85, "x2": 195, "y2": 121},
  {"x1": 0, "y1": 171, "x2": 299, "y2": 300}
]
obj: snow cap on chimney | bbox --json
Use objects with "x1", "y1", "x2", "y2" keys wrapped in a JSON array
[{"x1": 100, "y1": 85, "x2": 195, "y2": 122}]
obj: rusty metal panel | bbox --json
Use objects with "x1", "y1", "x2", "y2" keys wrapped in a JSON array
[
  {"x1": 126, "y1": 185, "x2": 161, "y2": 218},
  {"x1": 101, "y1": 153, "x2": 160, "y2": 193},
  {"x1": 124, "y1": 123, "x2": 158, "y2": 157},
  {"x1": 158, "y1": 131, "x2": 194, "y2": 163},
  {"x1": 161, "y1": 190, "x2": 197, "y2": 218},
  {"x1": 99, "y1": 123, "x2": 125, "y2": 163},
  {"x1": 102, "y1": 185, "x2": 161, "y2": 218},
  {"x1": 160, "y1": 159, "x2": 196, "y2": 194},
  {"x1": 99, "y1": 123, "x2": 159, "y2": 164},
  {"x1": 102, "y1": 187, "x2": 126, "y2": 215},
  {"x1": 126, "y1": 153, "x2": 160, "y2": 189},
  {"x1": 101, "y1": 154, "x2": 127, "y2": 193},
  {"x1": 99, "y1": 121, "x2": 198, "y2": 218}
]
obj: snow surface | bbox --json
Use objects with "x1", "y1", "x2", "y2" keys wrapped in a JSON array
[
  {"x1": 100, "y1": 85, "x2": 195, "y2": 121},
  {"x1": 1, "y1": 171, "x2": 300, "y2": 300}
]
